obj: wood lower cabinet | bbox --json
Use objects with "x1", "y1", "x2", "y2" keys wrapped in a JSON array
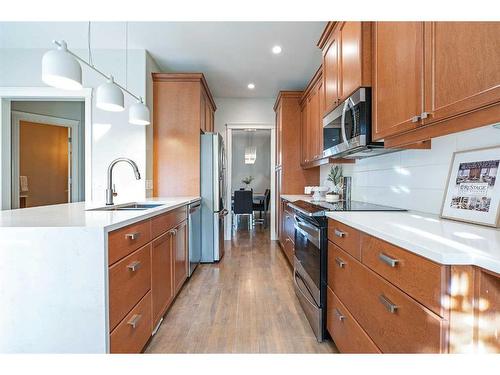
[
  {"x1": 151, "y1": 231, "x2": 174, "y2": 328},
  {"x1": 173, "y1": 220, "x2": 188, "y2": 295},
  {"x1": 279, "y1": 199, "x2": 295, "y2": 266},
  {"x1": 326, "y1": 218, "x2": 500, "y2": 353},
  {"x1": 108, "y1": 205, "x2": 191, "y2": 353},
  {"x1": 372, "y1": 22, "x2": 424, "y2": 141}
]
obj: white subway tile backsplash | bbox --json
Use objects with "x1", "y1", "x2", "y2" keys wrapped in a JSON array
[{"x1": 320, "y1": 124, "x2": 500, "y2": 214}]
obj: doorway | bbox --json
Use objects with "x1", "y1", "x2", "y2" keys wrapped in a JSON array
[{"x1": 225, "y1": 123, "x2": 276, "y2": 240}]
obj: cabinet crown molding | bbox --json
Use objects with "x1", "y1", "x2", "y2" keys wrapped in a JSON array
[
  {"x1": 152, "y1": 72, "x2": 217, "y2": 110},
  {"x1": 274, "y1": 90, "x2": 303, "y2": 111}
]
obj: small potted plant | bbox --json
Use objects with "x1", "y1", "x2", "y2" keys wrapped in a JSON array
[
  {"x1": 241, "y1": 176, "x2": 254, "y2": 188},
  {"x1": 326, "y1": 165, "x2": 343, "y2": 202}
]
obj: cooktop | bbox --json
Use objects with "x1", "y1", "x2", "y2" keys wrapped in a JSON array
[{"x1": 288, "y1": 199, "x2": 406, "y2": 217}]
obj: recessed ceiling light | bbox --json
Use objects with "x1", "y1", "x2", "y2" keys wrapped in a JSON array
[
  {"x1": 272, "y1": 45, "x2": 282, "y2": 54},
  {"x1": 247, "y1": 83, "x2": 255, "y2": 90}
]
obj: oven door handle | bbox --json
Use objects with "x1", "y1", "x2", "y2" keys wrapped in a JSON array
[
  {"x1": 294, "y1": 216, "x2": 321, "y2": 248},
  {"x1": 293, "y1": 270, "x2": 319, "y2": 309}
]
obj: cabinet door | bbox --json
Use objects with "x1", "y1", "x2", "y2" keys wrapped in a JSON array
[
  {"x1": 323, "y1": 27, "x2": 341, "y2": 114},
  {"x1": 423, "y1": 22, "x2": 500, "y2": 125},
  {"x1": 275, "y1": 104, "x2": 282, "y2": 167},
  {"x1": 477, "y1": 269, "x2": 500, "y2": 353},
  {"x1": 316, "y1": 80, "x2": 324, "y2": 158},
  {"x1": 308, "y1": 83, "x2": 321, "y2": 161},
  {"x1": 372, "y1": 22, "x2": 424, "y2": 140},
  {"x1": 173, "y1": 220, "x2": 188, "y2": 295},
  {"x1": 339, "y1": 21, "x2": 363, "y2": 100},
  {"x1": 200, "y1": 92, "x2": 207, "y2": 132},
  {"x1": 300, "y1": 103, "x2": 308, "y2": 165},
  {"x1": 205, "y1": 101, "x2": 213, "y2": 132},
  {"x1": 151, "y1": 231, "x2": 174, "y2": 327}
]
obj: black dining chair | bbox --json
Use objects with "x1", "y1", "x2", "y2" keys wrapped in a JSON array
[
  {"x1": 253, "y1": 189, "x2": 271, "y2": 227},
  {"x1": 233, "y1": 190, "x2": 254, "y2": 230}
]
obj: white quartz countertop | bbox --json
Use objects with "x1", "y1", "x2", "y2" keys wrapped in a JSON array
[
  {"x1": 281, "y1": 195, "x2": 500, "y2": 274},
  {"x1": 0, "y1": 197, "x2": 200, "y2": 232}
]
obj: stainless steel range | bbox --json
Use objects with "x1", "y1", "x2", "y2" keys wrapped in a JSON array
[{"x1": 288, "y1": 200, "x2": 406, "y2": 342}]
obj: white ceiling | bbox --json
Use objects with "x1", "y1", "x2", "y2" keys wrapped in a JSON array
[{"x1": 0, "y1": 22, "x2": 326, "y2": 98}]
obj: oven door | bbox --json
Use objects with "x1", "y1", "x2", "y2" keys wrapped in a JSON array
[{"x1": 293, "y1": 214, "x2": 323, "y2": 341}]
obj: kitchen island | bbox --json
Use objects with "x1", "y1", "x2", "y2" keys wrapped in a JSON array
[{"x1": 0, "y1": 197, "x2": 200, "y2": 353}]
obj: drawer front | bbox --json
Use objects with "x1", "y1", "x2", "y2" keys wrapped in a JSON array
[
  {"x1": 328, "y1": 242, "x2": 445, "y2": 353},
  {"x1": 328, "y1": 219, "x2": 361, "y2": 260},
  {"x1": 327, "y1": 286, "x2": 380, "y2": 353},
  {"x1": 110, "y1": 291, "x2": 152, "y2": 353},
  {"x1": 361, "y1": 234, "x2": 447, "y2": 316},
  {"x1": 151, "y1": 206, "x2": 187, "y2": 239},
  {"x1": 109, "y1": 244, "x2": 152, "y2": 331},
  {"x1": 108, "y1": 220, "x2": 152, "y2": 265},
  {"x1": 283, "y1": 210, "x2": 295, "y2": 242}
]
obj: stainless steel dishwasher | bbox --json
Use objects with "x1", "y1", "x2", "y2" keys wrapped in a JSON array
[{"x1": 188, "y1": 201, "x2": 202, "y2": 277}]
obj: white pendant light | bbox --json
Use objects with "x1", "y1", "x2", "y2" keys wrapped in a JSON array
[
  {"x1": 42, "y1": 40, "x2": 82, "y2": 90},
  {"x1": 96, "y1": 75, "x2": 125, "y2": 112},
  {"x1": 129, "y1": 98, "x2": 151, "y2": 125}
]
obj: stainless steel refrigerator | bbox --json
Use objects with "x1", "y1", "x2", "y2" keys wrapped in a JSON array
[{"x1": 201, "y1": 133, "x2": 227, "y2": 263}]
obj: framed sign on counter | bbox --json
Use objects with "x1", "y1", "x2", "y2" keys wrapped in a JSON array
[{"x1": 441, "y1": 146, "x2": 500, "y2": 228}]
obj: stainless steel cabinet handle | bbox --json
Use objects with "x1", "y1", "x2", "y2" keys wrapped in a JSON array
[
  {"x1": 420, "y1": 111, "x2": 430, "y2": 119},
  {"x1": 334, "y1": 229, "x2": 346, "y2": 238},
  {"x1": 127, "y1": 260, "x2": 141, "y2": 272},
  {"x1": 379, "y1": 252, "x2": 399, "y2": 268},
  {"x1": 335, "y1": 308, "x2": 346, "y2": 322},
  {"x1": 127, "y1": 314, "x2": 142, "y2": 329},
  {"x1": 379, "y1": 294, "x2": 398, "y2": 313},
  {"x1": 335, "y1": 257, "x2": 346, "y2": 268},
  {"x1": 125, "y1": 232, "x2": 140, "y2": 240},
  {"x1": 411, "y1": 115, "x2": 421, "y2": 123}
]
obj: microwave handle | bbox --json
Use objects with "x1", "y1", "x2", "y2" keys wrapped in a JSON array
[{"x1": 340, "y1": 98, "x2": 354, "y2": 145}]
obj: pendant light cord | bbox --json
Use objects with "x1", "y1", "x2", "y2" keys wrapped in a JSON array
[
  {"x1": 88, "y1": 21, "x2": 94, "y2": 67},
  {"x1": 125, "y1": 21, "x2": 128, "y2": 90}
]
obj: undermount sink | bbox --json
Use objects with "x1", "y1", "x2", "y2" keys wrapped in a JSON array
[{"x1": 88, "y1": 203, "x2": 165, "y2": 211}]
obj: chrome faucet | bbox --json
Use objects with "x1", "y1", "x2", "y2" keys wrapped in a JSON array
[{"x1": 106, "y1": 158, "x2": 141, "y2": 205}]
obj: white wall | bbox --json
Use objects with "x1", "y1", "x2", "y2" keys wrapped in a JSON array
[
  {"x1": 231, "y1": 130, "x2": 271, "y2": 193},
  {"x1": 320, "y1": 124, "x2": 500, "y2": 215},
  {"x1": 0, "y1": 48, "x2": 150, "y2": 205},
  {"x1": 214, "y1": 97, "x2": 275, "y2": 140}
]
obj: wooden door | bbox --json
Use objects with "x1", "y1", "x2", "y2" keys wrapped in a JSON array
[
  {"x1": 372, "y1": 22, "x2": 424, "y2": 141},
  {"x1": 173, "y1": 220, "x2": 188, "y2": 294},
  {"x1": 323, "y1": 27, "x2": 341, "y2": 114},
  {"x1": 423, "y1": 22, "x2": 500, "y2": 125},
  {"x1": 151, "y1": 231, "x2": 174, "y2": 327},
  {"x1": 19, "y1": 121, "x2": 70, "y2": 208}
]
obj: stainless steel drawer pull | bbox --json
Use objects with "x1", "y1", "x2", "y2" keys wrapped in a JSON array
[
  {"x1": 379, "y1": 294, "x2": 398, "y2": 313},
  {"x1": 411, "y1": 115, "x2": 421, "y2": 123},
  {"x1": 127, "y1": 260, "x2": 141, "y2": 272},
  {"x1": 334, "y1": 229, "x2": 346, "y2": 238},
  {"x1": 335, "y1": 257, "x2": 346, "y2": 268},
  {"x1": 334, "y1": 308, "x2": 346, "y2": 322},
  {"x1": 125, "y1": 232, "x2": 140, "y2": 240},
  {"x1": 379, "y1": 252, "x2": 399, "y2": 267},
  {"x1": 127, "y1": 314, "x2": 142, "y2": 329}
]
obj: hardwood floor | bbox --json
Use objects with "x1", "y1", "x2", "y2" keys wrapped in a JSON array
[{"x1": 145, "y1": 224, "x2": 337, "y2": 353}]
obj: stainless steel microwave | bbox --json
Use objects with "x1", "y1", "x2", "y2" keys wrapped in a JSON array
[{"x1": 322, "y1": 88, "x2": 393, "y2": 159}]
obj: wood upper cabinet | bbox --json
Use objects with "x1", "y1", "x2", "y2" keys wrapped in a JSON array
[
  {"x1": 300, "y1": 68, "x2": 323, "y2": 166},
  {"x1": 152, "y1": 73, "x2": 216, "y2": 196},
  {"x1": 300, "y1": 102, "x2": 308, "y2": 165},
  {"x1": 319, "y1": 22, "x2": 372, "y2": 117},
  {"x1": 173, "y1": 220, "x2": 188, "y2": 295},
  {"x1": 274, "y1": 91, "x2": 319, "y2": 194},
  {"x1": 372, "y1": 22, "x2": 424, "y2": 141},
  {"x1": 151, "y1": 231, "x2": 174, "y2": 328},
  {"x1": 423, "y1": 22, "x2": 500, "y2": 125},
  {"x1": 322, "y1": 27, "x2": 340, "y2": 114}
]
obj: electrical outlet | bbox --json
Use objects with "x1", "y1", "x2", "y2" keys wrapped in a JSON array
[{"x1": 145, "y1": 180, "x2": 153, "y2": 190}]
